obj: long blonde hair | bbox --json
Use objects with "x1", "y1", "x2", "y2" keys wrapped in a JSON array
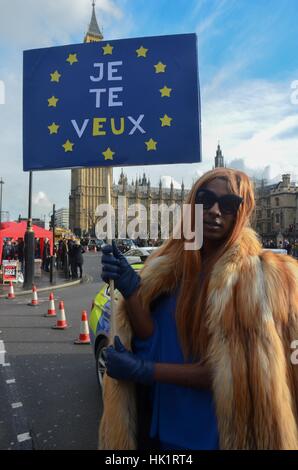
[{"x1": 148, "y1": 167, "x2": 255, "y2": 359}]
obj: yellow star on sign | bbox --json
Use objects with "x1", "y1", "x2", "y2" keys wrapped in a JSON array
[
  {"x1": 145, "y1": 138, "x2": 157, "y2": 151},
  {"x1": 102, "y1": 147, "x2": 115, "y2": 160},
  {"x1": 50, "y1": 70, "x2": 61, "y2": 82},
  {"x1": 66, "y1": 53, "x2": 78, "y2": 65},
  {"x1": 102, "y1": 44, "x2": 113, "y2": 55},
  {"x1": 136, "y1": 46, "x2": 148, "y2": 58},
  {"x1": 48, "y1": 122, "x2": 60, "y2": 134},
  {"x1": 160, "y1": 114, "x2": 172, "y2": 127},
  {"x1": 159, "y1": 86, "x2": 172, "y2": 97},
  {"x1": 48, "y1": 96, "x2": 59, "y2": 107},
  {"x1": 154, "y1": 62, "x2": 166, "y2": 73},
  {"x1": 62, "y1": 140, "x2": 74, "y2": 152}
]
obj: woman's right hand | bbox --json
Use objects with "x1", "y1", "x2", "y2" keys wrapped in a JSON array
[{"x1": 101, "y1": 240, "x2": 141, "y2": 299}]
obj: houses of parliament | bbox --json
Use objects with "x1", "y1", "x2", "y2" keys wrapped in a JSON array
[{"x1": 69, "y1": 4, "x2": 298, "y2": 244}]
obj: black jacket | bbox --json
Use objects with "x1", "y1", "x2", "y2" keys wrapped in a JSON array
[{"x1": 72, "y1": 245, "x2": 85, "y2": 264}]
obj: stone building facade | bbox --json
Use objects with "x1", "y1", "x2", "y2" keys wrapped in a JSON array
[
  {"x1": 110, "y1": 171, "x2": 189, "y2": 239},
  {"x1": 253, "y1": 174, "x2": 298, "y2": 244}
]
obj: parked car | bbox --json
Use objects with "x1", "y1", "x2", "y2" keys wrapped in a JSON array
[
  {"x1": 89, "y1": 261, "x2": 144, "y2": 387},
  {"x1": 263, "y1": 248, "x2": 287, "y2": 254},
  {"x1": 87, "y1": 239, "x2": 105, "y2": 251},
  {"x1": 114, "y1": 239, "x2": 137, "y2": 253},
  {"x1": 124, "y1": 247, "x2": 158, "y2": 264}
]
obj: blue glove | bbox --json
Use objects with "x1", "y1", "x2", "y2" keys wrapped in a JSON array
[
  {"x1": 101, "y1": 240, "x2": 141, "y2": 299},
  {"x1": 105, "y1": 336, "x2": 154, "y2": 384}
]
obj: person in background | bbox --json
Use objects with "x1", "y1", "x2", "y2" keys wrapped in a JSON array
[
  {"x1": 283, "y1": 239, "x2": 292, "y2": 255},
  {"x1": 17, "y1": 238, "x2": 24, "y2": 272},
  {"x1": 42, "y1": 238, "x2": 51, "y2": 272},
  {"x1": 3, "y1": 240, "x2": 15, "y2": 260},
  {"x1": 71, "y1": 239, "x2": 85, "y2": 279},
  {"x1": 35, "y1": 238, "x2": 41, "y2": 259},
  {"x1": 100, "y1": 167, "x2": 298, "y2": 450},
  {"x1": 67, "y1": 237, "x2": 75, "y2": 277}
]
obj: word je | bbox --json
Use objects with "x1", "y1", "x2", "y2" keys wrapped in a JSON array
[{"x1": 90, "y1": 61, "x2": 123, "y2": 108}]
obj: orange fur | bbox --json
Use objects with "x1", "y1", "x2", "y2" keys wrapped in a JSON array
[{"x1": 99, "y1": 168, "x2": 298, "y2": 450}]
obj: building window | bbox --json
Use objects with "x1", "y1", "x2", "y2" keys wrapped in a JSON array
[
  {"x1": 275, "y1": 214, "x2": 280, "y2": 224},
  {"x1": 267, "y1": 223, "x2": 271, "y2": 233},
  {"x1": 275, "y1": 197, "x2": 279, "y2": 206},
  {"x1": 267, "y1": 209, "x2": 271, "y2": 218}
]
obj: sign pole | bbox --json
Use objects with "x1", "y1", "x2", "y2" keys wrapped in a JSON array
[
  {"x1": 0, "y1": 177, "x2": 4, "y2": 225},
  {"x1": 107, "y1": 167, "x2": 115, "y2": 338},
  {"x1": 23, "y1": 171, "x2": 35, "y2": 289},
  {"x1": 50, "y1": 204, "x2": 56, "y2": 284}
]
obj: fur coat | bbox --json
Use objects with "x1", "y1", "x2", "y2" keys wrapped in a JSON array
[{"x1": 99, "y1": 227, "x2": 298, "y2": 450}]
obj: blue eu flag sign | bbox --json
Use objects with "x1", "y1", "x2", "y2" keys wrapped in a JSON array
[{"x1": 23, "y1": 33, "x2": 201, "y2": 171}]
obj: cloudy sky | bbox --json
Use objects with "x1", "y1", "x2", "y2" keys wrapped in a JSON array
[{"x1": 0, "y1": 0, "x2": 297, "y2": 222}]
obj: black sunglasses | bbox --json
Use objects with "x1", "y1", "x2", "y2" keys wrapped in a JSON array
[{"x1": 195, "y1": 188, "x2": 243, "y2": 215}]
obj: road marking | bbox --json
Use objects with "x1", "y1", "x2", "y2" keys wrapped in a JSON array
[
  {"x1": 0, "y1": 340, "x2": 7, "y2": 366},
  {"x1": 0, "y1": 336, "x2": 33, "y2": 449},
  {"x1": 11, "y1": 402, "x2": 23, "y2": 409},
  {"x1": 17, "y1": 432, "x2": 32, "y2": 443}
]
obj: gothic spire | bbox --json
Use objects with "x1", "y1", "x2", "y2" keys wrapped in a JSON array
[
  {"x1": 214, "y1": 142, "x2": 224, "y2": 168},
  {"x1": 85, "y1": 1, "x2": 103, "y2": 42}
]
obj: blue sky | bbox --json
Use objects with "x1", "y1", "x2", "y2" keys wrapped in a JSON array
[{"x1": 0, "y1": 0, "x2": 297, "y2": 221}]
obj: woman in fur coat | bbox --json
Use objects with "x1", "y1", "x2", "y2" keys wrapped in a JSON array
[{"x1": 100, "y1": 167, "x2": 298, "y2": 450}]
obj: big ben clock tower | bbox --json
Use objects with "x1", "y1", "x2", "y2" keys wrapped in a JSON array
[{"x1": 69, "y1": 1, "x2": 112, "y2": 236}]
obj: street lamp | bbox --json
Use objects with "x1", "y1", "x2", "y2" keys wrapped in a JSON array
[{"x1": 0, "y1": 177, "x2": 4, "y2": 225}]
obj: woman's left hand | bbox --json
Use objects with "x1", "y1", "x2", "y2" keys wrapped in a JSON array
[{"x1": 105, "y1": 336, "x2": 154, "y2": 384}]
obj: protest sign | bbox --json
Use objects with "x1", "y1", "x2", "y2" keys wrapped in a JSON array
[
  {"x1": 23, "y1": 33, "x2": 201, "y2": 171},
  {"x1": 2, "y1": 260, "x2": 18, "y2": 284}
]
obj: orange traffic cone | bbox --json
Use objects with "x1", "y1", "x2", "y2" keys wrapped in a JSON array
[
  {"x1": 45, "y1": 293, "x2": 56, "y2": 317},
  {"x1": 28, "y1": 284, "x2": 39, "y2": 306},
  {"x1": 52, "y1": 301, "x2": 68, "y2": 329},
  {"x1": 74, "y1": 311, "x2": 91, "y2": 344},
  {"x1": 7, "y1": 281, "x2": 15, "y2": 299}
]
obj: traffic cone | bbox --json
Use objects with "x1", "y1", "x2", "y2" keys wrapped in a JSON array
[
  {"x1": 45, "y1": 292, "x2": 56, "y2": 317},
  {"x1": 28, "y1": 284, "x2": 39, "y2": 306},
  {"x1": 7, "y1": 281, "x2": 15, "y2": 300},
  {"x1": 74, "y1": 311, "x2": 91, "y2": 344},
  {"x1": 52, "y1": 301, "x2": 68, "y2": 329}
]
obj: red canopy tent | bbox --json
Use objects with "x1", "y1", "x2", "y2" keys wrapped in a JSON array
[{"x1": 0, "y1": 222, "x2": 53, "y2": 264}]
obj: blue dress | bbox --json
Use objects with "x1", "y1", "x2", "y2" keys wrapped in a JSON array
[{"x1": 132, "y1": 292, "x2": 219, "y2": 450}]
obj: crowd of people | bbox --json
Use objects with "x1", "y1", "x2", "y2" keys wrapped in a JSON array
[
  {"x1": 1, "y1": 233, "x2": 297, "y2": 275},
  {"x1": 263, "y1": 238, "x2": 298, "y2": 256},
  {"x1": 1, "y1": 236, "x2": 86, "y2": 279},
  {"x1": 54, "y1": 238, "x2": 85, "y2": 279}
]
